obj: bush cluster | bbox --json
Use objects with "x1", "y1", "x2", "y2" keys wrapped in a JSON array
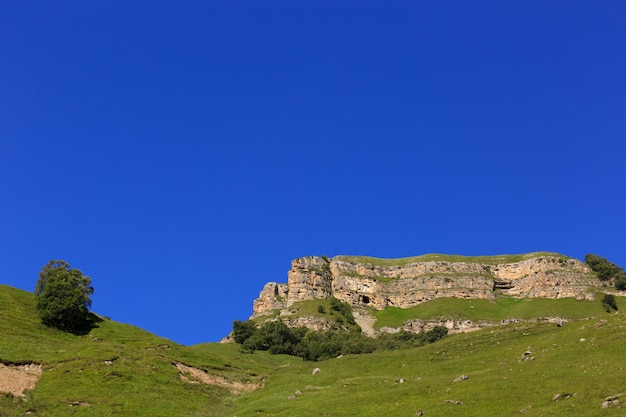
[
  {"x1": 585, "y1": 254, "x2": 626, "y2": 290},
  {"x1": 233, "y1": 320, "x2": 307, "y2": 355},
  {"x1": 232, "y1": 319, "x2": 448, "y2": 361},
  {"x1": 601, "y1": 294, "x2": 619, "y2": 312},
  {"x1": 328, "y1": 297, "x2": 356, "y2": 325}
]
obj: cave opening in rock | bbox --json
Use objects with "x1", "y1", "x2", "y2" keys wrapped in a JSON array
[{"x1": 361, "y1": 295, "x2": 370, "y2": 304}]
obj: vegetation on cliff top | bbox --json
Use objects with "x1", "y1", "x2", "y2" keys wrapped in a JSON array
[
  {"x1": 585, "y1": 254, "x2": 626, "y2": 290},
  {"x1": 334, "y1": 251, "x2": 570, "y2": 267}
]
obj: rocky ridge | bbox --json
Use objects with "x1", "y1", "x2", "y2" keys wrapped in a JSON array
[{"x1": 251, "y1": 253, "x2": 601, "y2": 334}]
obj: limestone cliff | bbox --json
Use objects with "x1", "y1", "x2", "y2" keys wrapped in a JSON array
[{"x1": 252, "y1": 253, "x2": 598, "y2": 319}]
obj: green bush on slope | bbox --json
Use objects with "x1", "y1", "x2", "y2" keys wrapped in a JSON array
[
  {"x1": 232, "y1": 317, "x2": 448, "y2": 361},
  {"x1": 601, "y1": 293, "x2": 619, "y2": 312},
  {"x1": 34, "y1": 260, "x2": 94, "y2": 332}
]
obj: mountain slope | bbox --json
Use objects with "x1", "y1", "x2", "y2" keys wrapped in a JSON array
[
  {"x1": 231, "y1": 307, "x2": 626, "y2": 416},
  {"x1": 0, "y1": 284, "x2": 258, "y2": 417},
  {"x1": 2, "y1": 277, "x2": 625, "y2": 416}
]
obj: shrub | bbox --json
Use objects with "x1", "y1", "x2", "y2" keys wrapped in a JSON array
[
  {"x1": 238, "y1": 320, "x2": 308, "y2": 355},
  {"x1": 232, "y1": 317, "x2": 448, "y2": 361},
  {"x1": 425, "y1": 325, "x2": 448, "y2": 343},
  {"x1": 232, "y1": 320, "x2": 257, "y2": 344},
  {"x1": 35, "y1": 260, "x2": 94, "y2": 332},
  {"x1": 601, "y1": 294, "x2": 618, "y2": 312},
  {"x1": 296, "y1": 331, "x2": 343, "y2": 361},
  {"x1": 586, "y1": 254, "x2": 625, "y2": 282},
  {"x1": 329, "y1": 297, "x2": 356, "y2": 325},
  {"x1": 241, "y1": 334, "x2": 261, "y2": 353},
  {"x1": 340, "y1": 332, "x2": 377, "y2": 355}
]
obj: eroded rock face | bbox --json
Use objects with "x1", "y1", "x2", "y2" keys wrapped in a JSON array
[
  {"x1": 331, "y1": 271, "x2": 495, "y2": 310},
  {"x1": 252, "y1": 254, "x2": 597, "y2": 318},
  {"x1": 253, "y1": 282, "x2": 288, "y2": 315},
  {"x1": 397, "y1": 318, "x2": 496, "y2": 335},
  {"x1": 282, "y1": 316, "x2": 341, "y2": 332},
  {"x1": 287, "y1": 257, "x2": 333, "y2": 305}
]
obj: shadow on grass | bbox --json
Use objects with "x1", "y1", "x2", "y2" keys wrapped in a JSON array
[
  {"x1": 73, "y1": 312, "x2": 104, "y2": 335},
  {"x1": 48, "y1": 313, "x2": 104, "y2": 336}
]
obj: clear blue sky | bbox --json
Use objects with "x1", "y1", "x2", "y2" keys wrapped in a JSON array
[{"x1": 1, "y1": 1, "x2": 625, "y2": 345}]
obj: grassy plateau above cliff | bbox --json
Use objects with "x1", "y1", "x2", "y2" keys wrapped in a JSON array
[{"x1": 335, "y1": 252, "x2": 570, "y2": 267}]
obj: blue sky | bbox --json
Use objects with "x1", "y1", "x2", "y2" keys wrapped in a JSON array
[{"x1": 1, "y1": 1, "x2": 625, "y2": 345}]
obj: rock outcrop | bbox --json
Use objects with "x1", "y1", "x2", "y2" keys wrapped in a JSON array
[{"x1": 252, "y1": 253, "x2": 597, "y2": 318}]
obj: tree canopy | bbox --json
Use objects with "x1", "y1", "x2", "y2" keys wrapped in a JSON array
[
  {"x1": 35, "y1": 260, "x2": 94, "y2": 332},
  {"x1": 585, "y1": 254, "x2": 626, "y2": 291}
]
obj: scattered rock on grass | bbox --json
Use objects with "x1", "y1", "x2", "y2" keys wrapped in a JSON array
[
  {"x1": 69, "y1": 401, "x2": 91, "y2": 407},
  {"x1": 553, "y1": 392, "x2": 575, "y2": 401},
  {"x1": 601, "y1": 395, "x2": 621, "y2": 408}
]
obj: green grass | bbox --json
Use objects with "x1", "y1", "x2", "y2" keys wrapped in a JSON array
[
  {"x1": 231, "y1": 308, "x2": 626, "y2": 417},
  {"x1": 373, "y1": 296, "x2": 611, "y2": 329},
  {"x1": 280, "y1": 299, "x2": 327, "y2": 317},
  {"x1": 0, "y1": 284, "x2": 241, "y2": 416},
  {"x1": 335, "y1": 252, "x2": 570, "y2": 267},
  {"x1": 2, "y1": 284, "x2": 626, "y2": 417}
]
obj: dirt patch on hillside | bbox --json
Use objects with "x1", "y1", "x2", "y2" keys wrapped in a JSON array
[
  {"x1": 0, "y1": 363, "x2": 42, "y2": 397},
  {"x1": 353, "y1": 310, "x2": 377, "y2": 337},
  {"x1": 174, "y1": 362, "x2": 262, "y2": 394}
]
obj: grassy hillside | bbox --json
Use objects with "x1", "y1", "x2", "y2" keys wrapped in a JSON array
[
  {"x1": 230, "y1": 310, "x2": 626, "y2": 416},
  {"x1": 2, "y1": 284, "x2": 625, "y2": 416},
  {"x1": 0, "y1": 284, "x2": 254, "y2": 416}
]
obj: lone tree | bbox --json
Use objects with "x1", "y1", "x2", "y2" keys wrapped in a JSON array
[{"x1": 35, "y1": 260, "x2": 94, "y2": 331}]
